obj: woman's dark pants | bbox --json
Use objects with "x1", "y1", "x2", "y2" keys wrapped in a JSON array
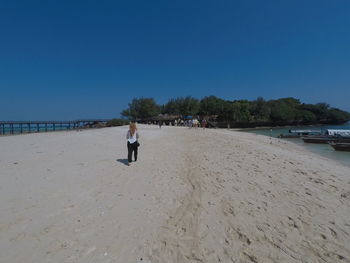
[{"x1": 127, "y1": 141, "x2": 138, "y2": 162}]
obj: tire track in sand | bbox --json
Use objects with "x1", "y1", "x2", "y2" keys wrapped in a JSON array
[{"x1": 149, "y1": 151, "x2": 203, "y2": 262}]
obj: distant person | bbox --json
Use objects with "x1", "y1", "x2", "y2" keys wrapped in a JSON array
[
  {"x1": 126, "y1": 123, "x2": 140, "y2": 166},
  {"x1": 159, "y1": 121, "x2": 162, "y2": 129},
  {"x1": 188, "y1": 120, "x2": 192, "y2": 128},
  {"x1": 192, "y1": 119, "x2": 198, "y2": 128},
  {"x1": 201, "y1": 119, "x2": 207, "y2": 129},
  {"x1": 194, "y1": 119, "x2": 199, "y2": 128}
]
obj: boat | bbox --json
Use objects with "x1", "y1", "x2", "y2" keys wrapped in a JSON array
[
  {"x1": 301, "y1": 129, "x2": 350, "y2": 144},
  {"x1": 329, "y1": 142, "x2": 350, "y2": 151},
  {"x1": 278, "y1": 134, "x2": 300, "y2": 138},
  {"x1": 302, "y1": 136, "x2": 350, "y2": 144},
  {"x1": 289, "y1": 129, "x2": 322, "y2": 134},
  {"x1": 277, "y1": 129, "x2": 322, "y2": 138},
  {"x1": 326, "y1": 129, "x2": 350, "y2": 137}
]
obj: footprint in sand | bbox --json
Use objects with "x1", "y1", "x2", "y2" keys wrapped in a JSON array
[
  {"x1": 341, "y1": 191, "x2": 350, "y2": 199},
  {"x1": 10, "y1": 232, "x2": 26, "y2": 242},
  {"x1": 329, "y1": 227, "x2": 337, "y2": 238}
]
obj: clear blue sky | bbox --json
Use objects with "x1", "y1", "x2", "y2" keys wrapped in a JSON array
[{"x1": 1, "y1": 0, "x2": 349, "y2": 120}]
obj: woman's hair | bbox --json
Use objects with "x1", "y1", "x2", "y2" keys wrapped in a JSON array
[{"x1": 129, "y1": 122, "x2": 137, "y2": 135}]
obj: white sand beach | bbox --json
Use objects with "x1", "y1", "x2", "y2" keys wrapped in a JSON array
[{"x1": 1, "y1": 125, "x2": 350, "y2": 263}]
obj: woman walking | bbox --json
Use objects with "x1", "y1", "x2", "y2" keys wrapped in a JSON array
[{"x1": 126, "y1": 123, "x2": 139, "y2": 166}]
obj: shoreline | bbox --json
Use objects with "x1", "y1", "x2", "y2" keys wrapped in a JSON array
[
  {"x1": 256, "y1": 130, "x2": 350, "y2": 168},
  {"x1": 1, "y1": 125, "x2": 349, "y2": 262},
  {"x1": 237, "y1": 125, "x2": 350, "y2": 168},
  {"x1": 233, "y1": 123, "x2": 348, "y2": 131}
]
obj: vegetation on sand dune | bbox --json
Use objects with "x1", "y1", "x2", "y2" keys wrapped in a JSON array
[
  {"x1": 106, "y1": 118, "x2": 130, "y2": 127},
  {"x1": 121, "y1": 96, "x2": 350, "y2": 127}
]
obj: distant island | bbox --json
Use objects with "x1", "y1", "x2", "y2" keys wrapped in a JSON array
[{"x1": 118, "y1": 96, "x2": 350, "y2": 128}]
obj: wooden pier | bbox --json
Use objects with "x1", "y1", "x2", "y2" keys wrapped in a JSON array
[{"x1": 0, "y1": 119, "x2": 110, "y2": 135}]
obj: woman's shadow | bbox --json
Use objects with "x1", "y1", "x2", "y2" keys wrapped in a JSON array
[{"x1": 116, "y1": 158, "x2": 129, "y2": 166}]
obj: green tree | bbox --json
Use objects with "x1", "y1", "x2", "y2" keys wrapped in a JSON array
[
  {"x1": 218, "y1": 100, "x2": 252, "y2": 127},
  {"x1": 162, "y1": 96, "x2": 199, "y2": 116},
  {"x1": 121, "y1": 98, "x2": 160, "y2": 120},
  {"x1": 279, "y1": 97, "x2": 301, "y2": 108},
  {"x1": 198, "y1": 96, "x2": 225, "y2": 115},
  {"x1": 269, "y1": 99, "x2": 296, "y2": 122},
  {"x1": 249, "y1": 97, "x2": 271, "y2": 121},
  {"x1": 163, "y1": 98, "x2": 181, "y2": 115},
  {"x1": 175, "y1": 96, "x2": 199, "y2": 116},
  {"x1": 295, "y1": 110, "x2": 317, "y2": 123},
  {"x1": 218, "y1": 101, "x2": 235, "y2": 127},
  {"x1": 326, "y1": 108, "x2": 350, "y2": 123},
  {"x1": 299, "y1": 103, "x2": 328, "y2": 121},
  {"x1": 232, "y1": 100, "x2": 251, "y2": 122}
]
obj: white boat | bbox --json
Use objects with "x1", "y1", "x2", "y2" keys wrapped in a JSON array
[
  {"x1": 326, "y1": 129, "x2": 350, "y2": 137},
  {"x1": 289, "y1": 129, "x2": 322, "y2": 134}
]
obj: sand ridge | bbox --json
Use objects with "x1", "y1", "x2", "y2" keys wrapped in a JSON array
[{"x1": 0, "y1": 125, "x2": 350, "y2": 262}]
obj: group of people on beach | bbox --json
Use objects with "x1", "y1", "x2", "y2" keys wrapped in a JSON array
[
  {"x1": 186, "y1": 118, "x2": 207, "y2": 129},
  {"x1": 156, "y1": 118, "x2": 207, "y2": 129}
]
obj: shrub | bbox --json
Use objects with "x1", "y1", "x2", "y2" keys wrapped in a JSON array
[{"x1": 106, "y1": 118, "x2": 129, "y2": 127}]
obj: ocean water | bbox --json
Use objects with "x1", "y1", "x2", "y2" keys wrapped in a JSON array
[{"x1": 241, "y1": 123, "x2": 350, "y2": 167}]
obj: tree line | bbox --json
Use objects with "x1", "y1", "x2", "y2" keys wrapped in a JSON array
[{"x1": 120, "y1": 96, "x2": 350, "y2": 127}]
